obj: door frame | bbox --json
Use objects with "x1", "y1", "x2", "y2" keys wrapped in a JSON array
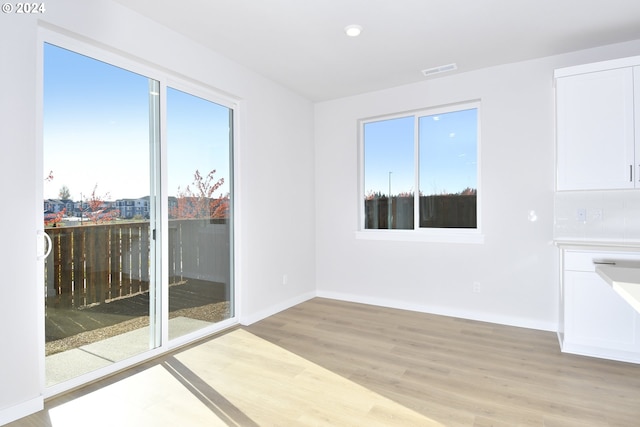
[{"x1": 37, "y1": 27, "x2": 240, "y2": 398}]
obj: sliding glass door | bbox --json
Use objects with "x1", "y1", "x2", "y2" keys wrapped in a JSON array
[
  {"x1": 42, "y1": 41, "x2": 234, "y2": 388},
  {"x1": 166, "y1": 87, "x2": 234, "y2": 341},
  {"x1": 43, "y1": 43, "x2": 159, "y2": 386}
]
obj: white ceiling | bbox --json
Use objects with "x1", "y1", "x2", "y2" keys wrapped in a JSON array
[{"x1": 114, "y1": 0, "x2": 640, "y2": 101}]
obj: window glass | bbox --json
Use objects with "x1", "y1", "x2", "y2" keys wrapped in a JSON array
[
  {"x1": 43, "y1": 43, "x2": 157, "y2": 386},
  {"x1": 166, "y1": 87, "x2": 234, "y2": 340},
  {"x1": 362, "y1": 103, "x2": 479, "y2": 232},
  {"x1": 419, "y1": 108, "x2": 477, "y2": 228},
  {"x1": 363, "y1": 116, "x2": 414, "y2": 229}
]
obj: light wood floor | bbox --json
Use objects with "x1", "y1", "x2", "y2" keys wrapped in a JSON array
[{"x1": 9, "y1": 298, "x2": 640, "y2": 426}]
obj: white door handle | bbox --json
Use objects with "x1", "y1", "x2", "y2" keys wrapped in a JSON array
[{"x1": 37, "y1": 230, "x2": 52, "y2": 260}]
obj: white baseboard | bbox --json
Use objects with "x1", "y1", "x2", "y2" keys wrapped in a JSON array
[
  {"x1": 561, "y1": 342, "x2": 640, "y2": 364},
  {"x1": 316, "y1": 290, "x2": 557, "y2": 332},
  {"x1": 0, "y1": 396, "x2": 43, "y2": 426},
  {"x1": 240, "y1": 291, "x2": 316, "y2": 326}
]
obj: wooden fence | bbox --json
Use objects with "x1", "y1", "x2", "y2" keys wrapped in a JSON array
[
  {"x1": 45, "y1": 219, "x2": 230, "y2": 309},
  {"x1": 365, "y1": 195, "x2": 477, "y2": 229}
]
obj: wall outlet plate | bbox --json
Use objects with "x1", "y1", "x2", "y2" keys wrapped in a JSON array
[{"x1": 591, "y1": 208, "x2": 603, "y2": 220}]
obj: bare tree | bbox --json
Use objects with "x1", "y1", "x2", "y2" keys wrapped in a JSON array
[{"x1": 58, "y1": 185, "x2": 71, "y2": 200}]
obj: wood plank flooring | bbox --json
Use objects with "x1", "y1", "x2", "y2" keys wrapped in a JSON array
[
  {"x1": 247, "y1": 298, "x2": 640, "y2": 426},
  {"x1": 9, "y1": 298, "x2": 640, "y2": 426}
]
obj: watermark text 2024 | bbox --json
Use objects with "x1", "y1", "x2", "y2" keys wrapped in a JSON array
[{"x1": 2, "y1": 3, "x2": 46, "y2": 14}]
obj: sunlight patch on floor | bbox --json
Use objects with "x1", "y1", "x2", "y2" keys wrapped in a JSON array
[
  {"x1": 47, "y1": 329, "x2": 444, "y2": 426},
  {"x1": 48, "y1": 365, "x2": 229, "y2": 427}
]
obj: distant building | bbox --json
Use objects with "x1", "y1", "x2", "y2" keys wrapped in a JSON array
[
  {"x1": 43, "y1": 199, "x2": 74, "y2": 214},
  {"x1": 45, "y1": 197, "x2": 150, "y2": 220},
  {"x1": 114, "y1": 197, "x2": 150, "y2": 219}
]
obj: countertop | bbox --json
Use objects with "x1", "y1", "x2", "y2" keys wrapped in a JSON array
[
  {"x1": 596, "y1": 264, "x2": 640, "y2": 314},
  {"x1": 554, "y1": 239, "x2": 640, "y2": 250}
]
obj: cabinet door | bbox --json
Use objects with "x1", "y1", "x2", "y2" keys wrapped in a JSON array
[
  {"x1": 556, "y1": 67, "x2": 635, "y2": 190},
  {"x1": 564, "y1": 271, "x2": 640, "y2": 356},
  {"x1": 635, "y1": 67, "x2": 640, "y2": 186}
]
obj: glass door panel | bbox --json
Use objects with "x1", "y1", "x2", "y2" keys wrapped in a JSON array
[
  {"x1": 166, "y1": 87, "x2": 233, "y2": 341},
  {"x1": 43, "y1": 43, "x2": 158, "y2": 386}
]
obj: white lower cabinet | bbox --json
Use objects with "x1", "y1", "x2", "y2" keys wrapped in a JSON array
[{"x1": 560, "y1": 249, "x2": 640, "y2": 363}]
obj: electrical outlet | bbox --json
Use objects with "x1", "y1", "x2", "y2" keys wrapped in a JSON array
[
  {"x1": 591, "y1": 208, "x2": 603, "y2": 221},
  {"x1": 576, "y1": 208, "x2": 586, "y2": 222},
  {"x1": 473, "y1": 282, "x2": 481, "y2": 293},
  {"x1": 282, "y1": 274, "x2": 288, "y2": 285}
]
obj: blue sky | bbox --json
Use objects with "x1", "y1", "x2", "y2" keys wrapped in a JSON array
[
  {"x1": 363, "y1": 108, "x2": 477, "y2": 197},
  {"x1": 419, "y1": 108, "x2": 478, "y2": 195},
  {"x1": 43, "y1": 43, "x2": 231, "y2": 202},
  {"x1": 167, "y1": 87, "x2": 231, "y2": 199},
  {"x1": 364, "y1": 116, "x2": 415, "y2": 197}
]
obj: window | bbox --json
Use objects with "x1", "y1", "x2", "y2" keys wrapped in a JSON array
[{"x1": 360, "y1": 101, "x2": 481, "y2": 242}]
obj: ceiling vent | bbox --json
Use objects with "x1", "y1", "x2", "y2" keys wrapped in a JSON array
[{"x1": 421, "y1": 63, "x2": 458, "y2": 77}]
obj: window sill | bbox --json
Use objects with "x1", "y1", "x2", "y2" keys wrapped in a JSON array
[{"x1": 355, "y1": 230, "x2": 485, "y2": 244}]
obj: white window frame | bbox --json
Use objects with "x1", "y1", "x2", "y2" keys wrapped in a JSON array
[{"x1": 356, "y1": 100, "x2": 483, "y2": 244}]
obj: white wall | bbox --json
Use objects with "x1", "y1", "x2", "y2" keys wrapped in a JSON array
[
  {"x1": 0, "y1": 11, "x2": 42, "y2": 425},
  {"x1": 314, "y1": 40, "x2": 640, "y2": 332},
  {"x1": 0, "y1": 0, "x2": 315, "y2": 423}
]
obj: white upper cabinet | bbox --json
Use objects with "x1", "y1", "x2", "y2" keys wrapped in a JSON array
[{"x1": 555, "y1": 59, "x2": 640, "y2": 191}]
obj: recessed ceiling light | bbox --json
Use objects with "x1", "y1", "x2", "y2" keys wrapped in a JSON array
[
  {"x1": 421, "y1": 63, "x2": 458, "y2": 77},
  {"x1": 344, "y1": 25, "x2": 363, "y2": 37}
]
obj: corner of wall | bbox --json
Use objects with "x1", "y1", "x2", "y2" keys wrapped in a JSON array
[{"x1": 240, "y1": 291, "x2": 317, "y2": 326}]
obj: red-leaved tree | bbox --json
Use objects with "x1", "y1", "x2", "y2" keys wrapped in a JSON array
[
  {"x1": 84, "y1": 185, "x2": 119, "y2": 224},
  {"x1": 45, "y1": 208, "x2": 66, "y2": 227},
  {"x1": 170, "y1": 169, "x2": 229, "y2": 219}
]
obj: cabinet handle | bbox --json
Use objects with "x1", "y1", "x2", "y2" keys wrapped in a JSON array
[
  {"x1": 593, "y1": 261, "x2": 616, "y2": 265},
  {"x1": 630, "y1": 165, "x2": 633, "y2": 182}
]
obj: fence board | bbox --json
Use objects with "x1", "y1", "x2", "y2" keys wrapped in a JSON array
[
  {"x1": 51, "y1": 232, "x2": 62, "y2": 306},
  {"x1": 72, "y1": 227, "x2": 85, "y2": 307},
  {"x1": 110, "y1": 226, "x2": 122, "y2": 299},
  {"x1": 121, "y1": 226, "x2": 133, "y2": 295},
  {"x1": 85, "y1": 227, "x2": 97, "y2": 305},
  {"x1": 59, "y1": 230, "x2": 73, "y2": 308},
  {"x1": 95, "y1": 226, "x2": 110, "y2": 304},
  {"x1": 130, "y1": 226, "x2": 142, "y2": 294},
  {"x1": 139, "y1": 225, "x2": 150, "y2": 293}
]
